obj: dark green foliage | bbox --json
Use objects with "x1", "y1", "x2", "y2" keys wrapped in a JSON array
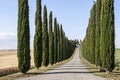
[
  {"x1": 66, "y1": 39, "x2": 76, "y2": 59},
  {"x1": 90, "y1": 3, "x2": 96, "y2": 64},
  {"x1": 95, "y1": 0, "x2": 101, "y2": 66},
  {"x1": 42, "y1": 5, "x2": 49, "y2": 67},
  {"x1": 54, "y1": 18, "x2": 57, "y2": 63},
  {"x1": 62, "y1": 32, "x2": 66, "y2": 60},
  {"x1": 52, "y1": 32, "x2": 54, "y2": 63},
  {"x1": 18, "y1": 1, "x2": 76, "y2": 72},
  {"x1": 17, "y1": 0, "x2": 30, "y2": 73},
  {"x1": 57, "y1": 24, "x2": 60, "y2": 62},
  {"x1": 81, "y1": 3, "x2": 96, "y2": 64},
  {"x1": 49, "y1": 11, "x2": 54, "y2": 65},
  {"x1": 59, "y1": 25, "x2": 63, "y2": 62},
  {"x1": 100, "y1": 0, "x2": 115, "y2": 72},
  {"x1": 82, "y1": 0, "x2": 115, "y2": 73},
  {"x1": 34, "y1": 0, "x2": 42, "y2": 69}
]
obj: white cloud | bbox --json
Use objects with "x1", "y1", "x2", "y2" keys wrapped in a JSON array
[
  {"x1": 0, "y1": 32, "x2": 17, "y2": 49},
  {"x1": 0, "y1": 32, "x2": 33, "y2": 49},
  {"x1": 0, "y1": 32, "x2": 16, "y2": 40}
]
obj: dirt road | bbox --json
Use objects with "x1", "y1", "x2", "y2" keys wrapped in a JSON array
[{"x1": 17, "y1": 48, "x2": 110, "y2": 80}]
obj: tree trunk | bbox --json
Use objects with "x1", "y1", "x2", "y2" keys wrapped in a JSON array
[{"x1": 100, "y1": 66, "x2": 106, "y2": 72}]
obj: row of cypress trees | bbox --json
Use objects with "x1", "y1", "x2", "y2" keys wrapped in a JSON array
[
  {"x1": 81, "y1": 0, "x2": 115, "y2": 73},
  {"x1": 17, "y1": 0, "x2": 76, "y2": 73}
]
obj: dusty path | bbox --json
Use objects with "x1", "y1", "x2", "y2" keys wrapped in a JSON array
[{"x1": 17, "y1": 48, "x2": 110, "y2": 80}]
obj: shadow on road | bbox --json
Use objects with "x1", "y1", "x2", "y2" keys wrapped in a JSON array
[{"x1": 41, "y1": 71, "x2": 100, "y2": 75}]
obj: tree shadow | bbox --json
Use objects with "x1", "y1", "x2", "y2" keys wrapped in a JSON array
[
  {"x1": 113, "y1": 72, "x2": 120, "y2": 75},
  {"x1": 25, "y1": 67, "x2": 99, "y2": 76},
  {"x1": 48, "y1": 67, "x2": 97, "y2": 71},
  {"x1": 41, "y1": 71, "x2": 100, "y2": 75},
  {"x1": 61, "y1": 65, "x2": 86, "y2": 68},
  {"x1": 24, "y1": 72, "x2": 42, "y2": 77},
  {"x1": 25, "y1": 73, "x2": 41, "y2": 75}
]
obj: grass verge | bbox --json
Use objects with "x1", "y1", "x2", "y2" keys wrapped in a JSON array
[{"x1": 80, "y1": 55, "x2": 120, "y2": 80}]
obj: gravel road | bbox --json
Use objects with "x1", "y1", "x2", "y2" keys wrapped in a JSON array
[{"x1": 17, "y1": 48, "x2": 111, "y2": 80}]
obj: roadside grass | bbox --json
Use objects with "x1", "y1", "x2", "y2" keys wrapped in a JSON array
[
  {"x1": 0, "y1": 48, "x2": 76, "y2": 80},
  {"x1": 80, "y1": 49, "x2": 120, "y2": 80}
]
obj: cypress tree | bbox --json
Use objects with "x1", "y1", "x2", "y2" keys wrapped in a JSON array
[
  {"x1": 54, "y1": 18, "x2": 57, "y2": 63},
  {"x1": 95, "y1": 0, "x2": 101, "y2": 68},
  {"x1": 17, "y1": 0, "x2": 30, "y2": 73},
  {"x1": 90, "y1": 3, "x2": 96, "y2": 64},
  {"x1": 57, "y1": 23, "x2": 60, "y2": 62},
  {"x1": 52, "y1": 32, "x2": 54, "y2": 64},
  {"x1": 100, "y1": 0, "x2": 115, "y2": 73},
  {"x1": 65, "y1": 37, "x2": 68, "y2": 59},
  {"x1": 85, "y1": 19, "x2": 91, "y2": 62},
  {"x1": 42, "y1": 5, "x2": 49, "y2": 66},
  {"x1": 60, "y1": 25, "x2": 63, "y2": 62},
  {"x1": 81, "y1": 2, "x2": 96, "y2": 65},
  {"x1": 61, "y1": 26, "x2": 64, "y2": 61},
  {"x1": 49, "y1": 11, "x2": 54, "y2": 65},
  {"x1": 34, "y1": 0, "x2": 42, "y2": 69},
  {"x1": 62, "y1": 32, "x2": 66, "y2": 60}
]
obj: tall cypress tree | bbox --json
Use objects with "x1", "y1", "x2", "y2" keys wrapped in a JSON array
[
  {"x1": 34, "y1": 0, "x2": 42, "y2": 69},
  {"x1": 54, "y1": 18, "x2": 57, "y2": 63},
  {"x1": 52, "y1": 32, "x2": 54, "y2": 64},
  {"x1": 57, "y1": 23, "x2": 60, "y2": 62},
  {"x1": 17, "y1": 0, "x2": 30, "y2": 73},
  {"x1": 100, "y1": 0, "x2": 115, "y2": 73},
  {"x1": 95, "y1": 0, "x2": 101, "y2": 67},
  {"x1": 49, "y1": 11, "x2": 54, "y2": 65},
  {"x1": 61, "y1": 26, "x2": 64, "y2": 61},
  {"x1": 62, "y1": 32, "x2": 66, "y2": 60},
  {"x1": 42, "y1": 5, "x2": 49, "y2": 66},
  {"x1": 90, "y1": 3, "x2": 96, "y2": 64},
  {"x1": 59, "y1": 25, "x2": 63, "y2": 62}
]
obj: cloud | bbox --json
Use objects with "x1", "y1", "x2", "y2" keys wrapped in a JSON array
[
  {"x1": 0, "y1": 32, "x2": 16, "y2": 40},
  {"x1": 0, "y1": 32, "x2": 17, "y2": 49},
  {"x1": 0, "y1": 32, "x2": 33, "y2": 49}
]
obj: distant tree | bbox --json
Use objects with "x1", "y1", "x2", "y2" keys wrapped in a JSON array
[
  {"x1": 42, "y1": 5, "x2": 49, "y2": 66},
  {"x1": 54, "y1": 17, "x2": 57, "y2": 63},
  {"x1": 52, "y1": 32, "x2": 54, "y2": 63},
  {"x1": 34, "y1": 0, "x2": 42, "y2": 69},
  {"x1": 100, "y1": 0, "x2": 115, "y2": 73},
  {"x1": 62, "y1": 32, "x2": 66, "y2": 60},
  {"x1": 49, "y1": 11, "x2": 54, "y2": 65},
  {"x1": 57, "y1": 23, "x2": 60, "y2": 62},
  {"x1": 17, "y1": 0, "x2": 30, "y2": 73},
  {"x1": 59, "y1": 25, "x2": 63, "y2": 62}
]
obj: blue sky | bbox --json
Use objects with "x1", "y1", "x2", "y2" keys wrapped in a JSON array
[{"x1": 0, "y1": 0, "x2": 120, "y2": 49}]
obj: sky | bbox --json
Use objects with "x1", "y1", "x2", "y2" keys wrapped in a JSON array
[{"x1": 0, "y1": 0, "x2": 120, "y2": 49}]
